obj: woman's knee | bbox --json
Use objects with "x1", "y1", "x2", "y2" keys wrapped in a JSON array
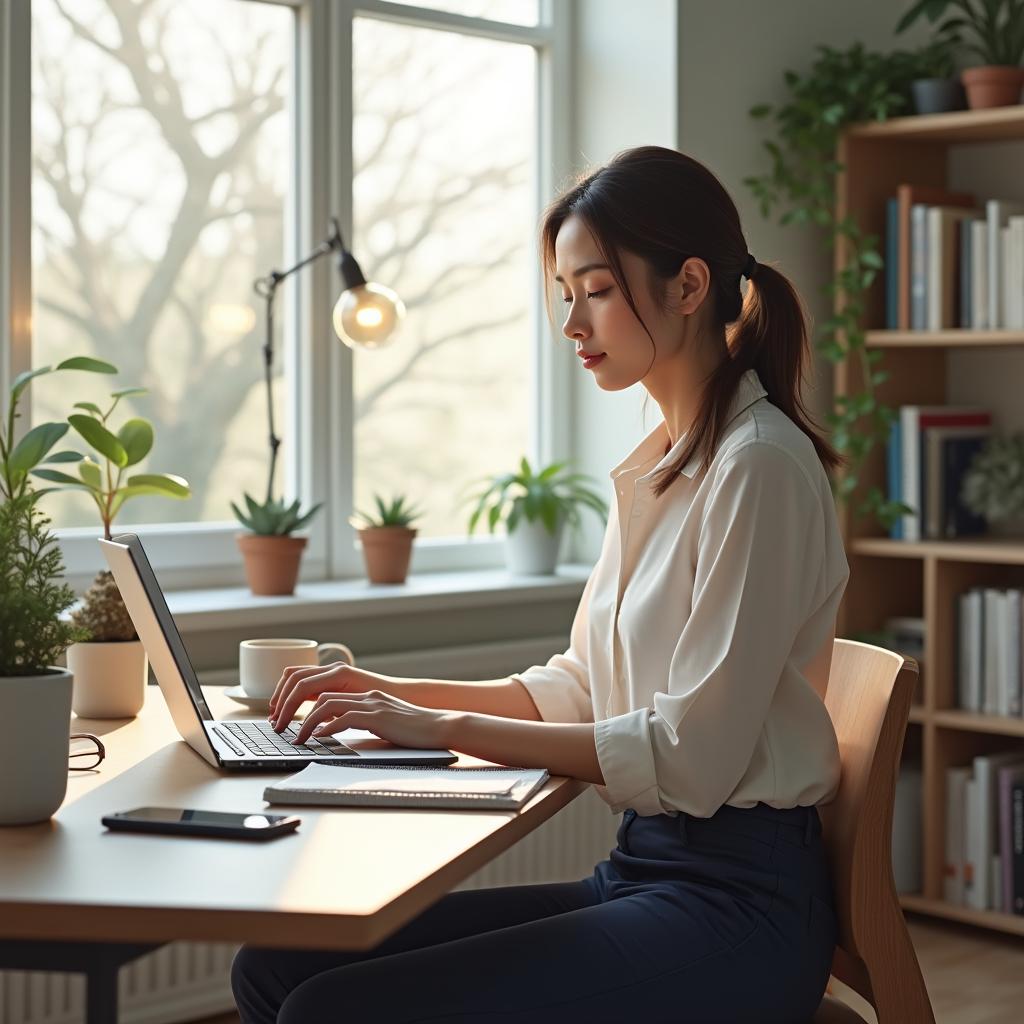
[{"x1": 230, "y1": 945, "x2": 281, "y2": 1022}]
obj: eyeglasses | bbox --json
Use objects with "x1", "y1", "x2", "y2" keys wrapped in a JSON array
[{"x1": 69, "y1": 733, "x2": 106, "y2": 772}]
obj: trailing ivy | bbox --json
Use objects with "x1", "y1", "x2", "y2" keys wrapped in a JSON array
[{"x1": 744, "y1": 40, "x2": 955, "y2": 530}]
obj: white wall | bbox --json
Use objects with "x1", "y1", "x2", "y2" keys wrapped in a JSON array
[{"x1": 565, "y1": 0, "x2": 938, "y2": 564}]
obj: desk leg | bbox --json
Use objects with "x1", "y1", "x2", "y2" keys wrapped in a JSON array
[{"x1": 0, "y1": 940, "x2": 162, "y2": 1024}]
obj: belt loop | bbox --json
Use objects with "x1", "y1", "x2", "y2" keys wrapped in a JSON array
[
  {"x1": 803, "y1": 807, "x2": 815, "y2": 847},
  {"x1": 677, "y1": 812, "x2": 689, "y2": 847}
]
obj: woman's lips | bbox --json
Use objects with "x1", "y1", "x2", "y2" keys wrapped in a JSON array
[{"x1": 582, "y1": 353, "x2": 606, "y2": 369}]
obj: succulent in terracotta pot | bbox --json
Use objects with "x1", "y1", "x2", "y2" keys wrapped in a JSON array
[
  {"x1": 232, "y1": 494, "x2": 323, "y2": 596},
  {"x1": 348, "y1": 494, "x2": 423, "y2": 584}
]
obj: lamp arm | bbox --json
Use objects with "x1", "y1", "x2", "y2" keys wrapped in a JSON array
[{"x1": 252, "y1": 222, "x2": 348, "y2": 505}]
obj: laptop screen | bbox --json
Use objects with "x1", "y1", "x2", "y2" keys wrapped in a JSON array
[{"x1": 99, "y1": 534, "x2": 216, "y2": 746}]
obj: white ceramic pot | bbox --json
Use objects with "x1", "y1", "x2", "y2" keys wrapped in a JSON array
[
  {"x1": 504, "y1": 514, "x2": 566, "y2": 575},
  {"x1": 67, "y1": 640, "x2": 147, "y2": 719},
  {"x1": 0, "y1": 668, "x2": 72, "y2": 825}
]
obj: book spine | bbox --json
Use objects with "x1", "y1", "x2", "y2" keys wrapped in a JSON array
[
  {"x1": 960, "y1": 215, "x2": 972, "y2": 329},
  {"x1": 972, "y1": 219, "x2": 988, "y2": 330},
  {"x1": 888, "y1": 419, "x2": 903, "y2": 539},
  {"x1": 987, "y1": 199, "x2": 1001, "y2": 329},
  {"x1": 912, "y1": 205, "x2": 928, "y2": 330},
  {"x1": 927, "y1": 206, "x2": 942, "y2": 331},
  {"x1": 901, "y1": 406, "x2": 919, "y2": 542},
  {"x1": 1014, "y1": 781, "x2": 1024, "y2": 914},
  {"x1": 887, "y1": 196, "x2": 899, "y2": 330}
]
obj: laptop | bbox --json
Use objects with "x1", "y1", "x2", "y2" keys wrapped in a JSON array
[{"x1": 99, "y1": 533, "x2": 458, "y2": 771}]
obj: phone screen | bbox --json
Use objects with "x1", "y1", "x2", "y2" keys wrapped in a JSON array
[{"x1": 115, "y1": 807, "x2": 292, "y2": 830}]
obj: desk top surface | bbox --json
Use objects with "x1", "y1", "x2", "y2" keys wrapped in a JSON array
[{"x1": 0, "y1": 686, "x2": 586, "y2": 950}]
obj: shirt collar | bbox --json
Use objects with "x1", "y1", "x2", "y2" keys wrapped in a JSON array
[{"x1": 609, "y1": 368, "x2": 768, "y2": 483}]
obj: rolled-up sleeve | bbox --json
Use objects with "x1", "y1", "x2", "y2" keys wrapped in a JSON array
[
  {"x1": 510, "y1": 562, "x2": 598, "y2": 724},
  {"x1": 593, "y1": 441, "x2": 826, "y2": 817}
]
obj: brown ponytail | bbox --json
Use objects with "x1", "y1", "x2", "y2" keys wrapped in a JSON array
[{"x1": 540, "y1": 145, "x2": 843, "y2": 499}]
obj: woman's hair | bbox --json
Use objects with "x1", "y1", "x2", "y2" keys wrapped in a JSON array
[{"x1": 539, "y1": 145, "x2": 843, "y2": 498}]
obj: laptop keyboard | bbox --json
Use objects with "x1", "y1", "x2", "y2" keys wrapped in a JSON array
[{"x1": 222, "y1": 720, "x2": 357, "y2": 758}]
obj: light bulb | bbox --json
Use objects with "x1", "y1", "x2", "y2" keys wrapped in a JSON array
[{"x1": 332, "y1": 282, "x2": 405, "y2": 349}]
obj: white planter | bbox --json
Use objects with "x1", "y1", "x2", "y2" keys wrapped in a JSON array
[
  {"x1": 67, "y1": 640, "x2": 147, "y2": 719},
  {"x1": 505, "y1": 515, "x2": 566, "y2": 575},
  {"x1": 0, "y1": 668, "x2": 72, "y2": 825}
]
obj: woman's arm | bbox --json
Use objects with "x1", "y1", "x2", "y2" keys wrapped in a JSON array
[
  {"x1": 374, "y1": 673, "x2": 544, "y2": 721},
  {"x1": 443, "y1": 713, "x2": 605, "y2": 785}
]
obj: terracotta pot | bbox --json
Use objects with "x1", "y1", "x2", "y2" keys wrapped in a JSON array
[
  {"x1": 67, "y1": 639, "x2": 147, "y2": 718},
  {"x1": 356, "y1": 526, "x2": 417, "y2": 583},
  {"x1": 236, "y1": 533, "x2": 307, "y2": 595},
  {"x1": 961, "y1": 65, "x2": 1024, "y2": 109}
]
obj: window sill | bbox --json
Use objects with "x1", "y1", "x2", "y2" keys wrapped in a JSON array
[{"x1": 164, "y1": 563, "x2": 592, "y2": 633}]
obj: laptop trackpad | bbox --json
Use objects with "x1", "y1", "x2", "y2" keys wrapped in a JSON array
[{"x1": 326, "y1": 727, "x2": 398, "y2": 755}]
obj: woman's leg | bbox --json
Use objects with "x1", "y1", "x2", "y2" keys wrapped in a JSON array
[{"x1": 231, "y1": 878, "x2": 598, "y2": 1024}]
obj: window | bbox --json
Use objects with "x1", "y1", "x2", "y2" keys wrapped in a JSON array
[
  {"x1": 351, "y1": 14, "x2": 536, "y2": 541},
  {"x1": 2, "y1": 0, "x2": 565, "y2": 586},
  {"x1": 30, "y1": 0, "x2": 294, "y2": 530}
]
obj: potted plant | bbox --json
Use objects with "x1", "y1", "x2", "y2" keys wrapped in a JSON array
[
  {"x1": 231, "y1": 495, "x2": 322, "y2": 595},
  {"x1": 348, "y1": 493, "x2": 423, "y2": 584},
  {"x1": 961, "y1": 433, "x2": 1024, "y2": 535},
  {"x1": 462, "y1": 457, "x2": 608, "y2": 575},
  {"x1": 897, "y1": 0, "x2": 1024, "y2": 108},
  {"x1": 908, "y1": 33, "x2": 967, "y2": 113},
  {"x1": 0, "y1": 357, "x2": 110, "y2": 824},
  {"x1": 31, "y1": 376, "x2": 191, "y2": 717}
]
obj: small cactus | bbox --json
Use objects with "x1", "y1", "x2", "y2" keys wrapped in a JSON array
[{"x1": 70, "y1": 570, "x2": 137, "y2": 642}]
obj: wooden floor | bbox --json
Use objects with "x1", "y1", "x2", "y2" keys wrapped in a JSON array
[{"x1": 194, "y1": 915, "x2": 1024, "y2": 1024}]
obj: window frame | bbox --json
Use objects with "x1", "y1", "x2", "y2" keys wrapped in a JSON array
[{"x1": 1, "y1": 0, "x2": 571, "y2": 592}]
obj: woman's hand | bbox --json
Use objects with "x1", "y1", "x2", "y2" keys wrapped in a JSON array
[
  {"x1": 291, "y1": 689, "x2": 458, "y2": 749},
  {"x1": 268, "y1": 662, "x2": 390, "y2": 731}
]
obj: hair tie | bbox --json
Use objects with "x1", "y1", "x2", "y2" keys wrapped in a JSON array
[{"x1": 742, "y1": 252, "x2": 760, "y2": 280}]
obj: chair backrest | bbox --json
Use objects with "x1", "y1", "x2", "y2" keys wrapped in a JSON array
[{"x1": 817, "y1": 638, "x2": 935, "y2": 1024}]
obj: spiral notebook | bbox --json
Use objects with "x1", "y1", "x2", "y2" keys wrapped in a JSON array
[{"x1": 263, "y1": 762, "x2": 550, "y2": 810}]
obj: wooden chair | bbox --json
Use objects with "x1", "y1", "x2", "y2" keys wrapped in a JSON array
[{"x1": 811, "y1": 639, "x2": 935, "y2": 1024}]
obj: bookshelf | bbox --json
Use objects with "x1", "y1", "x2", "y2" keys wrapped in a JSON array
[{"x1": 833, "y1": 104, "x2": 1024, "y2": 938}]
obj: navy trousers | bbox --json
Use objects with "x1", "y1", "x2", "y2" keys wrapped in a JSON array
[{"x1": 231, "y1": 801, "x2": 838, "y2": 1023}]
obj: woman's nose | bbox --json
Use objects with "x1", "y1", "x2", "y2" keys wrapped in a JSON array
[{"x1": 562, "y1": 310, "x2": 590, "y2": 342}]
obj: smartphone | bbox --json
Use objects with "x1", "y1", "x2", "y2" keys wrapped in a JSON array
[{"x1": 101, "y1": 806, "x2": 301, "y2": 840}]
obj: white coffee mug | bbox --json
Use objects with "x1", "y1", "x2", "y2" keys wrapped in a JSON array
[{"x1": 238, "y1": 638, "x2": 355, "y2": 699}]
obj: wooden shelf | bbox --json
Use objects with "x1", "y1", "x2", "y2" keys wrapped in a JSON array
[
  {"x1": 849, "y1": 537, "x2": 1024, "y2": 564},
  {"x1": 846, "y1": 104, "x2": 1024, "y2": 143},
  {"x1": 899, "y1": 894, "x2": 1024, "y2": 937},
  {"x1": 865, "y1": 329, "x2": 1024, "y2": 348},
  {"x1": 835, "y1": 105, "x2": 1024, "y2": 938},
  {"x1": 931, "y1": 709, "x2": 1024, "y2": 737}
]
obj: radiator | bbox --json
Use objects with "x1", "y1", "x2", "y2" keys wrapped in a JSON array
[{"x1": 1, "y1": 638, "x2": 618, "y2": 1024}]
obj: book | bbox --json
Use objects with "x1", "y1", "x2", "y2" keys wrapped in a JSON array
[
  {"x1": 899, "y1": 406, "x2": 991, "y2": 541},
  {"x1": 887, "y1": 417, "x2": 903, "y2": 539},
  {"x1": 964, "y1": 774, "x2": 980, "y2": 906},
  {"x1": 983, "y1": 589, "x2": 1004, "y2": 719},
  {"x1": 970, "y1": 219, "x2": 989, "y2": 329},
  {"x1": 986, "y1": 198, "x2": 1024, "y2": 328},
  {"x1": 886, "y1": 196, "x2": 899, "y2": 330},
  {"x1": 960, "y1": 214, "x2": 973, "y2": 329},
  {"x1": 966, "y1": 750, "x2": 1024, "y2": 910},
  {"x1": 998, "y1": 763, "x2": 1024, "y2": 913},
  {"x1": 944, "y1": 765, "x2": 971, "y2": 904},
  {"x1": 911, "y1": 204, "x2": 929, "y2": 330},
  {"x1": 897, "y1": 184, "x2": 974, "y2": 329},
  {"x1": 262, "y1": 762, "x2": 551, "y2": 810},
  {"x1": 1014, "y1": 781, "x2": 1024, "y2": 914},
  {"x1": 922, "y1": 425, "x2": 990, "y2": 540},
  {"x1": 927, "y1": 205, "x2": 979, "y2": 330}
]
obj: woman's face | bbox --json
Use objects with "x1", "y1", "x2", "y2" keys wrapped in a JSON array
[{"x1": 553, "y1": 214, "x2": 711, "y2": 393}]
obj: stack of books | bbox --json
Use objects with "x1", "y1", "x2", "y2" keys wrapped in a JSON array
[
  {"x1": 884, "y1": 185, "x2": 1024, "y2": 330},
  {"x1": 887, "y1": 405, "x2": 990, "y2": 541},
  {"x1": 957, "y1": 587, "x2": 1024, "y2": 718},
  {"x1": 944, "y1": 751, "x2": 1024, "y2": 915}
]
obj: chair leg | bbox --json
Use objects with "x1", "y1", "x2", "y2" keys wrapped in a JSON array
[{"x1": 855, "y1": 910, "x2": 935, "y2": 1024}]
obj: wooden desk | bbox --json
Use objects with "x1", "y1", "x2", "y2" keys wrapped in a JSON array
[{"x1": 0, "y1": 685, "x2": 587, "y2": 952}]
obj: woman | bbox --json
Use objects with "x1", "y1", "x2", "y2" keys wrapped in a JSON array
[{"x1": 232, "y1": 144, "x2": 849, "y2": 1023}]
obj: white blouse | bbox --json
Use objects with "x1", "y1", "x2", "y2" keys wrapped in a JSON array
[{"x1": 513, "y1": 368, "x2": 850, "y2": 819}]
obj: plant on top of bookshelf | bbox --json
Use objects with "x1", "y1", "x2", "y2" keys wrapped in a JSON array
[
  {"x1": 961, "y1": 433, "x2": 1024, "y2": 531},
  {"x1": 745, "y1": 40, "x2": 940, "y2": 532}
]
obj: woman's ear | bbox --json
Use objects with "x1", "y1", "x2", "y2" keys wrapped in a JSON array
[{"x1": 673, "y1": 257, "x2": 711, "y2": 316}]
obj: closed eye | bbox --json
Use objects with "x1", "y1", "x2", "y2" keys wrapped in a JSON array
[{"x1": 562, "y1": 288, "x2": 611, "y2": 304}]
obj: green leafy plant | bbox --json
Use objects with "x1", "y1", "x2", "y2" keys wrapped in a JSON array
[
  {"x1": 0, "y1": 361, "x2": 106, "y2": 676},
  {"x1": 231, "y1": 494, "x2": 322, "y2": 536},
  {"x1": 961, "y1": 433, "x2": 1024, "y2": 523},
  {"x1": 744, "y1": 40, "x2": 945, "y2": 530},
  {"x1": 897, "y1": 0, "x2": 1024, "y2": 68},
  {"x1": 30, "y1": 378, "x2": 192, "y2": 540},
  {"x1": 70, "y1": 569, "x2": 137, "y2": 643},
  {"x1": 461, "y1": 457, "x2": 608, "y2": 538},
  {"x1": 349, "y1": 494, "x2": 423, "y2": 530},
  {"x1": 909, "y1": 32, "x2": 961, "y2": 78}
]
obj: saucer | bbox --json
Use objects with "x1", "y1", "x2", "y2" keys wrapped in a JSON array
[{"x1": 224, "y1": 685, "x2": 271, "y2": 712}]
